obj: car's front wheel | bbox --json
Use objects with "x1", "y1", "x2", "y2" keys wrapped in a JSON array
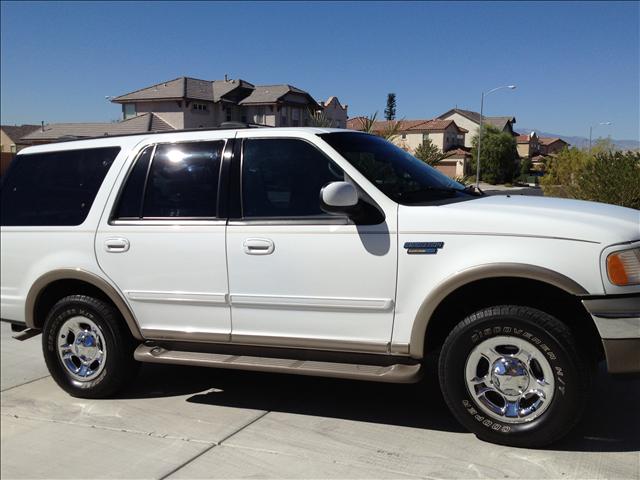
[
  {"x1": 439, "y1": 305, "x2": 591, "y2": 447},
  {"x1": 42, "y1": 295, "x2": 138, "y2": 398}
]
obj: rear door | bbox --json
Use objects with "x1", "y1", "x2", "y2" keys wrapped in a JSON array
[{"x1": 96, "y1": 136, "x2": 232, "y2": 342}]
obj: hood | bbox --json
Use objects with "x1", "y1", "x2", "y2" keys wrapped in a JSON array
[{"x1": 399, "y1": 195, "x2": 639, "y2": 245}]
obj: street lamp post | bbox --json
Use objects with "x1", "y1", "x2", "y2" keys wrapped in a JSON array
[
  {"x1": 475, "y1": 85, "x2": 516, "y2": 187},
  {"x1": 589, "y1": 122, "x2": 612, "y2": 152}
]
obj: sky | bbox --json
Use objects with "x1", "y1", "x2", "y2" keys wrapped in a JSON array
[{"x1": 1, "y1": 1, "x2": 638, "y2": 140}]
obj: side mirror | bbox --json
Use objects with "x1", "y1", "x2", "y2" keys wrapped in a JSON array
[{"x1": 320, "y1": 181, "x2": 359, "y2": 216}]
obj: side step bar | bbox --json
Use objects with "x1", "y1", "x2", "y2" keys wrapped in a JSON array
[{"x1": 134, "y1": 344, "x2": 422, "y2": 383}]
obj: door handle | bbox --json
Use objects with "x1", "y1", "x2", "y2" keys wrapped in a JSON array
[
  {"x1": 243, "y1": 238, "x2": 274, "y2": 255},
  {"x1": 104, "y1": 237, "x2": 130, "y2": 253}
]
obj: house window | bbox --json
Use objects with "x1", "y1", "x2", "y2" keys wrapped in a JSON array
[
  {"x1": 253, "y1": 106, "x2": 265, "y2": 124},
  {"x1": 422, "y1": 133, "x2": 430, "y2": 142},
  {"x1": 402, "y1": 134, "x2": 407, "y2": 139},
  {"x1": 281, "y1": 116, "x2": 287, "y2": 126},
  {"x1": 191, "y1": 103, "x2": 209, "y2": 112},
  {"x1": 123, "y1": 103, "x2": 136, "y2": 120}
]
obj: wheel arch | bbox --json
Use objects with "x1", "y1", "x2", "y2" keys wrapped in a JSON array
[
  {"x1": 409, "y1": 263, "x2": 595, "y2": 359},
  {"x1": 26, "y1": 268, "x2": 144, "y2": 340}
]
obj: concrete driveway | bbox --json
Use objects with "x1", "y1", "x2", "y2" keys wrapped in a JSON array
[{"x1": 1, "y1": 322, "x2": 638, "y2": 479}]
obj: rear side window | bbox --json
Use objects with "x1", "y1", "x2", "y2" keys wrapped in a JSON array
[
  {"x1": 242, "y1": 139, "x2": 344, "y2": 218},
  {"x1": 0, "y1": 147, "x2": 120, "y2": 226},
  {"x1": 113, "y1": 141, "x2": 224, "y2": 219}
]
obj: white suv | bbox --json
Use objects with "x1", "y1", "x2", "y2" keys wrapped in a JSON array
[{"x1": 1, "y1": 127, "x2": 638, "y2": 448}]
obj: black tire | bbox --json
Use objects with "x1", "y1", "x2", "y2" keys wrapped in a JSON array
[
  {"x1": 42, "y1": 295, "x2": 139, "y2": 398},
  {"x1": 438, "y1": 305, "x2": 591, "y2": 448}
]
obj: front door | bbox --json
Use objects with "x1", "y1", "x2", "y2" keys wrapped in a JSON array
[
  {"x1": 96, "y1": 138, "x2": 231, "y2": 341},
  {"x1": 226, "y1": 134, "x2": 397, "y2": 353}
]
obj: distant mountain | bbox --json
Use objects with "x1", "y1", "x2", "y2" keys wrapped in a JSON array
[{"x1": 516, "y1": 128, "x2": 639, "y2": 151}]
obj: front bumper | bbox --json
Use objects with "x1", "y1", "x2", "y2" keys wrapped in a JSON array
[{"x1": 582, "y1": 294, "x2": 640, "y2": 374}]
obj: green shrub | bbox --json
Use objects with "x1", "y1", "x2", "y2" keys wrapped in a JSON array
[
  {"x1": 542, "y1": 148, "x2": 640, "y2": 209},
  {"x1": 575, "y1": 151, "x2": 640, "y2": 209}
]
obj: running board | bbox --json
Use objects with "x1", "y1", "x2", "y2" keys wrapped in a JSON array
[{"x1": 134, "y1": 344, "x2": 422, "y2": 383}]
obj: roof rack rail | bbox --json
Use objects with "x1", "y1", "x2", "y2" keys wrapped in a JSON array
[{"x1": 48, "y1": 122, "x2": 274, "y2": 144}]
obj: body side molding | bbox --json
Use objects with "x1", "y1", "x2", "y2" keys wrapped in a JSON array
[
  {"x1": 407, "y1": 263, "x2": 589, "y2": 358},
  {"x1": 25, "y1": 268, "x2": 144, "y2": 340}
]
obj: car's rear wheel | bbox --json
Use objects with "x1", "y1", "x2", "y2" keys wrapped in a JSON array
[
  {"x1": 439, "y1": 305, "x2": 591, "y2": 447},
  {"x1": 42, "y1": 295, "x2": 138, "y2": 398}
]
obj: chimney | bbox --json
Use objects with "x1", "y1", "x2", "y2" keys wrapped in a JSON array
[
  {"x1": 224, "y1": 74, "x2": 229, "y2": 82},
  {"x1": 41, "y1": 121, "x2": 44, "y2": 132}
]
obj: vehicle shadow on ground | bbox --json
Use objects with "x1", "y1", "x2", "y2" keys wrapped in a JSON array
[{"x1": 118, "y1": 361, "x2": 639, "y2": 453}]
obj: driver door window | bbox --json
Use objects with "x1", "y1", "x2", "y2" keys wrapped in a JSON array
[{"x1": 241, "y1": 138, "x2": 344, "y2": 218}]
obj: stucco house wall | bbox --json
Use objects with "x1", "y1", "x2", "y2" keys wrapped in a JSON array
[{"x1": 133, "y1": 101, "x2": 184, "y2": 129}]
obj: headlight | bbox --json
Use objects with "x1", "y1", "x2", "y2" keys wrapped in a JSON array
[{"x1": 606, "y1": 248, "x2": 640, "y2": 286}]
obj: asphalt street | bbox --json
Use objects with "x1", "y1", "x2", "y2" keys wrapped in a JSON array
[{"x1": 1, "y1": 322, "x2": 638, "y2": 479}]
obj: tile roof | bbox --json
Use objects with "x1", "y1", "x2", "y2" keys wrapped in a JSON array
[
  {"x1": 238, "y1": 84, "x2": 316, "y2": 105},
  {"x1": 445, "y1": 147, "x2": 472, "y2": 157},
  {"x1": 346, "y1": 118, "x2": 467, "y2": 133},
  {"x1": 112, "y1": 77, "x2": 186, "y2": 102},
  {"x1": 21, "y1": 113, "x2": 175, "y2": 141},
  {"x1": 437, "y1": 108, "x2": 516, "y2": 129},
  {"x1": 516, "y1": 134, "x2": 531, "y2": 143},
  {"x1": 1, "y1": 124, "x2": 40, "y2": 143},
  {"x1": 112, "y1": 77, "x2": 314, "y2": 107},
  {"x1": 539, "y1": 137, "x2": 568, "y2": 146}
]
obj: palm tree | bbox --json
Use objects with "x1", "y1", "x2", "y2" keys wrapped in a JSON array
[{"x1": 308, "y1": 110, "x2": 335, "y2": 128}]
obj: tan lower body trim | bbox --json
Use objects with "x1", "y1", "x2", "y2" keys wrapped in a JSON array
[{"x1": 140, "y1": 329, "x2": 391, "y2": 355}]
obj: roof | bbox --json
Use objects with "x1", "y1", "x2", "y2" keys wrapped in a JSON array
[
  {"x1": 112, "y1": 77, "x2": 255, "y2": 103},
  {"x1": 539, "y1": 137, "x2": 569, "y2": 146},
  {"x1": 238, "y1": 84, "x2": 318, "y2": 106},
  {"x1": 445, "y1": 147, "x2": 472, "y2": 157},
  {"x1": 21, "y1": 113, "x2": 175, "y2": 141},
  {"x1": 516, "y1": 134, "x2": 531, "y2": 143},
  {"x1": 437, "y1": 108, "x2": 516, "y2": 129},
  {"x1": 346, "y1": 118, "x2": 467, "y2": 133},
  {"x1": 1, "y1": 124, "x2": 40, "y2": 143}
]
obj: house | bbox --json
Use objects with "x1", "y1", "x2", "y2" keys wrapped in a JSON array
[
  {"x1": 21, "y1": 113, "x2": 174, "y2": 145},
  {"x1": 539, "y1": 137, "x2": 569, "y2": 155},
  {"x1": 436, "y1": 148, "x2": 473, "y2": 178},
  {"x1": 1, "y1": 124, "x2": 40, "y2": 175},
  {"x1": 516, "y1": 131, "x2": 540, "y2": 158},
  {"x1": 347, "y1": 118, "x2": 468, "y2": 153},
  {"x1": 110, "y1": 76, "x2": 342, "y2": 128},
  {"x1": 346, "y1": 117, "x2": 471, "y2": 178},
  {"x1": 1, "y1": 124, "x2": 39, "y2": 153},
  {"x1": 318, "y1": 97, "x2": 348, "y2": 128},
  {"x1": 437, "y1": 108, "x2": 517, "y2": 148},
  {"x1": 16, "y1": 76, "x2": 348, "y2": 146}
]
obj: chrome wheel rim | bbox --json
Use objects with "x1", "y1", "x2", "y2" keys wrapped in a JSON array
[
  {"x1": 464, "y1": 335, "x2": 554, "y2": 424},
  {"x1": 57, "y1": 317, "x2": 107, "y2": 382}
]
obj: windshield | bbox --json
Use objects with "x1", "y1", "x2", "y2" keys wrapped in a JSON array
[{"x1": 319, "y1": 132, "x2": 470, "y2": 204}]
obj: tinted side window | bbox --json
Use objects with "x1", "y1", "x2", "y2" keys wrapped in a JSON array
[
  {"x1": 0, "y1": 147, "x2": 119, "y2": 226},
  {"x1": 242, "y1": 139, "x2": 344, "y2": 218},
  {"x1": 114, "y1": 146, "x2": 153, "y2": 219},
  {"x1": 142, "y1": 141, "x2": 223, "y2": 218}
]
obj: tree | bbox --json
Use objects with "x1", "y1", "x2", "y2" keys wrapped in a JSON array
[
  {"x1": 414, "y1": 138, "x2": 452, "y2": 166},
  {"x1": 541, "y1": 147, "x2": 640, "y2": 209},
  {"x1": 470, "y1": 125, "x2": 518, "y2": 184},
  {"x1": 308, "y1": 109, "x2": 335, "y2": 128},
  {"x1": 519, "y1": 157, "x2": 533, "y2": 180},
  {"x1": 575, "y1": 151, "x2": 640, "y2": 209},
  {"x1": 352, "y1": 111, "x2": 403, "y2": 141},
  {"x1": 384, "y1": 93, "x2": 396, "y2": 121}
]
